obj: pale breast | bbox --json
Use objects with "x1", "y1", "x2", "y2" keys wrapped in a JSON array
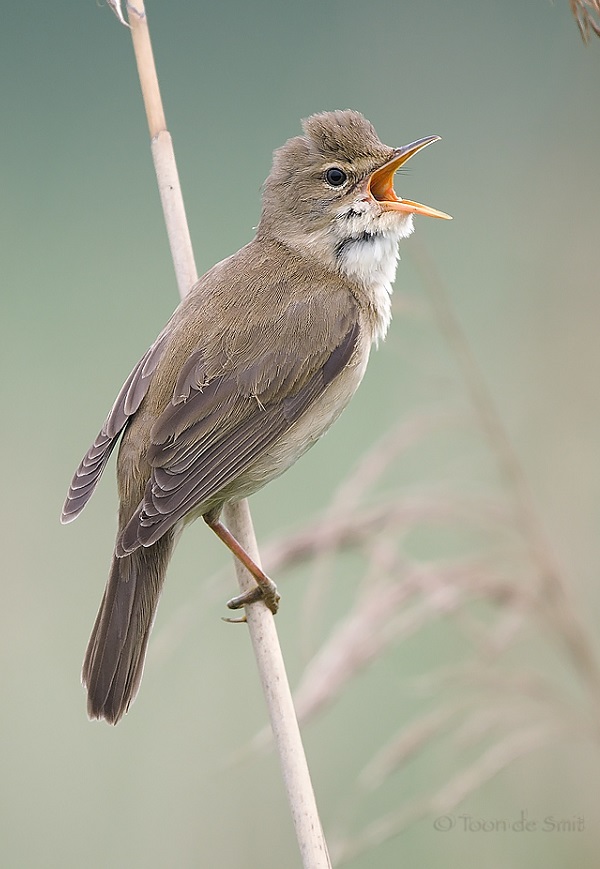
[{"x1": 212, "y1": 329, "x2": 372, "y2": 504}]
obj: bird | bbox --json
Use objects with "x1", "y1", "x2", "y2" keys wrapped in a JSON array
[{"x1": 61, "y1": 109, "x2": 451, "y2": 724}]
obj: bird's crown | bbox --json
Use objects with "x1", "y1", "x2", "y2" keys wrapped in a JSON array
[{"x1": 266, "y1": 110, "x2": 393, "y2": 188}]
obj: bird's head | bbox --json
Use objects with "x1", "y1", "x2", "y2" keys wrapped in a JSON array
[{"x1": 258, "y1": 110, "x2": 451, "y2": 274}]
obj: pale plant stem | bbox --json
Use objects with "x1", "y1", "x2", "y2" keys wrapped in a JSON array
[
  {"x1": 118, "y1": 2, "x2": 331, "y2": 866},
  {"x1": 127, "y1": 0, "x2": 197, "y2": 296},
  {"x1": 225, "y1": 499, "x2": 332, "y2": 868}
]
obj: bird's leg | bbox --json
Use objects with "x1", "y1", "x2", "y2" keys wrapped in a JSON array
[{"x1": 203, "y1": 513, "x2": 280, "y2": 615}]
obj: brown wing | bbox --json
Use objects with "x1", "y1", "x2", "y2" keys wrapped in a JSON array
[
  {"x1": 117, "y1": 319, "x2": 360, "y2": 555},
  {"x1": 60, "y1": 328, "x2": 171, "y2": 523}
]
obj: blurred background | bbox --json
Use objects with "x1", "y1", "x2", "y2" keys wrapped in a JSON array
[{"x1": 1, "y1": 0, "x2": 599, "y2": 866}]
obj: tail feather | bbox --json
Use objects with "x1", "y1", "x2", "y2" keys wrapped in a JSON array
[{"x1": 82, "y1": 531, "x2": 174, "y2": 724}]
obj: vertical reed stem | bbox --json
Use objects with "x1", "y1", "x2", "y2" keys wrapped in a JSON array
[{"x1": 110, "y1": 2, "x2": 331, "y2": 865}]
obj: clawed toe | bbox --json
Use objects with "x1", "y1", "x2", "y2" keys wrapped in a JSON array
[{"x1": 226, "y1": 577, "x2": 280, "y2": 615}]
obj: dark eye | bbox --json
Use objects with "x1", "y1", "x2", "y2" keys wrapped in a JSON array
[{"x1": 325, "y1": 167, "x2": 347, "y2": 187}]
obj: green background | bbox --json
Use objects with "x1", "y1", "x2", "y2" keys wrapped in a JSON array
[{"x1": 1, "y1": 1, "x2": 599, "y2": 867}]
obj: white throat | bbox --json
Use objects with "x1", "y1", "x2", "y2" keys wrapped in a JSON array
[
  {"x1": 271, "y1": 197, "x2": 414, "y2": 343},
  {"x1": 332, "y1": 201, "x2": 414, "y2": 342}
]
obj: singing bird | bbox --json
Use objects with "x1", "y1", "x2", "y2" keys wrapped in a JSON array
[{"x1": 62, "y1": 110, "x2": 451, "y2": 723}]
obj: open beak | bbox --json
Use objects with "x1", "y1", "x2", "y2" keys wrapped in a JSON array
[{"x1": 368, "y1": 136, "x2": 452, "y2": 220}]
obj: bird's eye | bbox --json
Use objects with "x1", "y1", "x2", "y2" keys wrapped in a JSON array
[{"x1": 325, "y1": 167, "x2": 347, "y2": 187}]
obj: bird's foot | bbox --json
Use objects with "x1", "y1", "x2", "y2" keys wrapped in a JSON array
[
  {"x1": 226, "y1": 576, "x2": 280, "y2": 615},
  {"x1": 203, "y1": 514, "x2": 280, "y2": 618}
]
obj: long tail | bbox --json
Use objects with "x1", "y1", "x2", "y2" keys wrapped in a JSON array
[{"x1": 82, "y1": 530, "x2": 174, "y2": 724}]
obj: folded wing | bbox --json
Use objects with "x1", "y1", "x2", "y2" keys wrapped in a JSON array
[
  {"x1": 118, "y1": 318, "x2": 360, "y2": 554},
  {"x1": 61, "y1": 329, "x2": 171, "y2": 523}
]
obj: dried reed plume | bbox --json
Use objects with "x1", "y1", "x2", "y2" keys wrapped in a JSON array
[{"x1": 570, "y1": 0, "x2": 600, "y2": 41}]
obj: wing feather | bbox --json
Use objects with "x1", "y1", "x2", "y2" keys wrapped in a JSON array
[
  {"x1": 117, "y1": 321, "x2": 359, "y2": 554},
  {"x1": 61, "y1": 328, "x2": 170, "y2": 523}
]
